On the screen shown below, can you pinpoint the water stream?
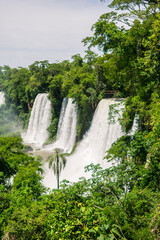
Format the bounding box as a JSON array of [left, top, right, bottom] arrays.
[[0, 92, 5, 106], [44, 98, 77, 153], [22, 93, 51, 149]]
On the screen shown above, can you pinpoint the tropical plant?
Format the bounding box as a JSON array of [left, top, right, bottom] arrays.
[[46, 148, 67, 189]]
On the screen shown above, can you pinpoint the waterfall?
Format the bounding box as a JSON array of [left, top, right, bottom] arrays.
[[22, 93, 51, 148], [60, 98, 124, 183], [0, 92, 5, 106], [56, 98, 68, 138], [45, 98, 77, 153], [129, 114, 139, 135]]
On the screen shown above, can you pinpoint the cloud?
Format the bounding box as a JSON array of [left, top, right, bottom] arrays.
[[0, 0, 109, 67]]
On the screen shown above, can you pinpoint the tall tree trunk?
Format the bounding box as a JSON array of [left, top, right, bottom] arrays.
[[57, 155, 60, 189]]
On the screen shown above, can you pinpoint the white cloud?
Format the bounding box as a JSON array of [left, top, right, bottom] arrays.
[[0, 0, 109, 67]]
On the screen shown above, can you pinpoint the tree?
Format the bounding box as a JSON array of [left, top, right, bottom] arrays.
[[46, 148, 67, 189], [100, 0, 159, 24], [0, 136, 45, 239]]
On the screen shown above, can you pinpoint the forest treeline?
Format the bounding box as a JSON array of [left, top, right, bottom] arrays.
[[0, 0, 160, 239]]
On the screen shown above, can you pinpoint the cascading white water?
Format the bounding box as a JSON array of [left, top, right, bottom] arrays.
[[55, 98, 77, 153], [56, 98, 68, 138], [59, 98, 124, 183], [45, 98, 77, 153], [42, 98, 77, 188], [22, 93, 51, 148], [0, 92, 5, 106], [129, 114, 139, 135]]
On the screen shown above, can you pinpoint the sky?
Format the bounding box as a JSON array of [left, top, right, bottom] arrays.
[[0, 0, 110, 68]]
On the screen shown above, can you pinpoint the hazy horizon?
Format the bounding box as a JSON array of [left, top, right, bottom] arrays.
[[0, 0, 110, 68]]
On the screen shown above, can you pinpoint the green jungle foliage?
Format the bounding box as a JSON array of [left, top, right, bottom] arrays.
[[0, 0, 160, 239], [0, 140, 159, 239]]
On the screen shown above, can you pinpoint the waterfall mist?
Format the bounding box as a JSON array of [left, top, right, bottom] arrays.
[[0, 92, 19, 135]]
